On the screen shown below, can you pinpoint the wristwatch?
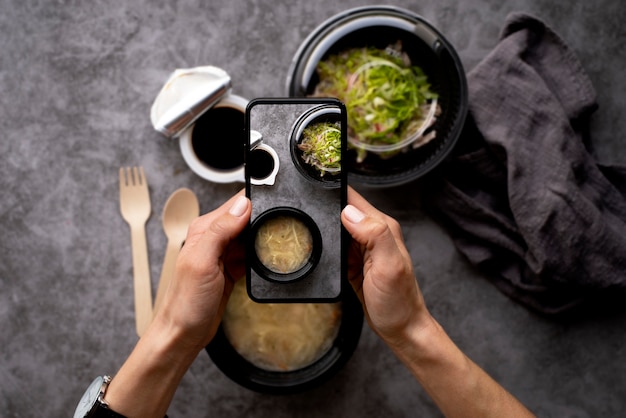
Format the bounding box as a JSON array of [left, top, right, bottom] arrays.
[[74, 375, 126, 418]]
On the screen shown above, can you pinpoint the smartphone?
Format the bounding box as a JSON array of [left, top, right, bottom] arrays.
[[245, 98, 347, 302]]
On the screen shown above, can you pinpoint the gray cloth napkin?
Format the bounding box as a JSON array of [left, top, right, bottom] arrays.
[[426, 13, 626, 315]]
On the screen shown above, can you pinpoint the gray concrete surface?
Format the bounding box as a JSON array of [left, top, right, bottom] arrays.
[[1, 0, 625, 416]]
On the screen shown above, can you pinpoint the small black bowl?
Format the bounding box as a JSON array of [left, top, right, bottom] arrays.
[[249, 207, 323, 283], [286, 6, 468, 187], [290, 105, 343, 189], [206, 286, 364, 394]]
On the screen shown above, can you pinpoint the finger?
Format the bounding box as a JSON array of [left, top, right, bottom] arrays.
[[342, 201, 414, 288], [346, 187, 381, 218], [346, 188, 398, 234], [183, 192, 251, 263], [204, 189, 246, 218], [344, 189, 402, 254], [204, 195, 251, 261], [346, 187, 408, 257], [342, 205, 400, 256], [185, 190, 247, 238]]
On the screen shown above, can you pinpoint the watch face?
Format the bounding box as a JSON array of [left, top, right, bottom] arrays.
[[74, 376, 104, 418]]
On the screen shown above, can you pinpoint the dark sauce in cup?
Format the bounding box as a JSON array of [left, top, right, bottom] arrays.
[[192, 107, 244, 171], [248, 148, 275, 180]]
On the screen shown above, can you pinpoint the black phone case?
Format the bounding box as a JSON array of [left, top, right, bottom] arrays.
[[245, 98, 348, 302]]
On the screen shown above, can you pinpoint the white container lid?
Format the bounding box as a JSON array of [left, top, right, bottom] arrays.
[[150, 65, 232, 139]]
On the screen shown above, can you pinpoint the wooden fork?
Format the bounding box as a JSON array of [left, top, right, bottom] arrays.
[[119, 166, 153, 337]]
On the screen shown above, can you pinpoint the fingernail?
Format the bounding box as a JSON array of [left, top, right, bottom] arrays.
[[344, 205, 365, 223], [229, 196, 248, 217]]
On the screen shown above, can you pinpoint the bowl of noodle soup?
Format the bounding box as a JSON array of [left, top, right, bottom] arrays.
[[249, 207, 323, 283], [206, 279, 363, 393]]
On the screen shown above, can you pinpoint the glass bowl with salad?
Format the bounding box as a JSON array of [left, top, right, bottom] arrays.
[[286, 6, 468, 187], [313, 42, 440, 162]]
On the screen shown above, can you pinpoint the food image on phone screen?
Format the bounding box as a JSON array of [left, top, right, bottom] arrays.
[[245, 98, 347, 302]]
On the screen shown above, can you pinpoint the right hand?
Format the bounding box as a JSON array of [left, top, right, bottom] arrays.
[[341, 187, 432, 348]]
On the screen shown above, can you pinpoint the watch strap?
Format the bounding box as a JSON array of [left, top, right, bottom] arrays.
[[91, 376, 126, 418], [91, 402, 127, 418], [80, 375, 165, 418]]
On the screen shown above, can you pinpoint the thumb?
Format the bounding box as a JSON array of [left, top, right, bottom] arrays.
[[342, 204, 401, 257], [204, 195, 250, 261], [183, 194, 251, 263]]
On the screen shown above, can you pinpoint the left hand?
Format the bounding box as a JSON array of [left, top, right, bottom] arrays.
[[153, 190, 251, 350]]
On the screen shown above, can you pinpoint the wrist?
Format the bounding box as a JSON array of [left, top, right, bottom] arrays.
[[147, 312, 205, 363], [384, 312, 476, 395], [104, 317, 201, 417], [384, 312, 445, 364]]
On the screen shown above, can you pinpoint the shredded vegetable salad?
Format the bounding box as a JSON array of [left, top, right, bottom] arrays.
[[298, 121, 342, 176], [312, 43, 439, 160]]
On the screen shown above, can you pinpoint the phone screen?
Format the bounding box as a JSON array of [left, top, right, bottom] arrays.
[[245, 98, 347, 302]]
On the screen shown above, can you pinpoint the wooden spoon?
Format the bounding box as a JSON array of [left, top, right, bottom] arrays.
[[153, 188, 200, 316]]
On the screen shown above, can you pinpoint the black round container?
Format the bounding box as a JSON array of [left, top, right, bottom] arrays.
[[206, 286, 363, 394], [290, 105, 343, 188], [249, 207, 323, 283], [286, 6, 468, 187]]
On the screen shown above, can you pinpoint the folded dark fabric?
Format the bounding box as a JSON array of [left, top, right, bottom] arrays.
[[426, 13, 626, 315]]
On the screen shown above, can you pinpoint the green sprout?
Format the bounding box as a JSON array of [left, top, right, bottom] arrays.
[[298, 121, 341, 176], [313, 44, 438, 160]]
